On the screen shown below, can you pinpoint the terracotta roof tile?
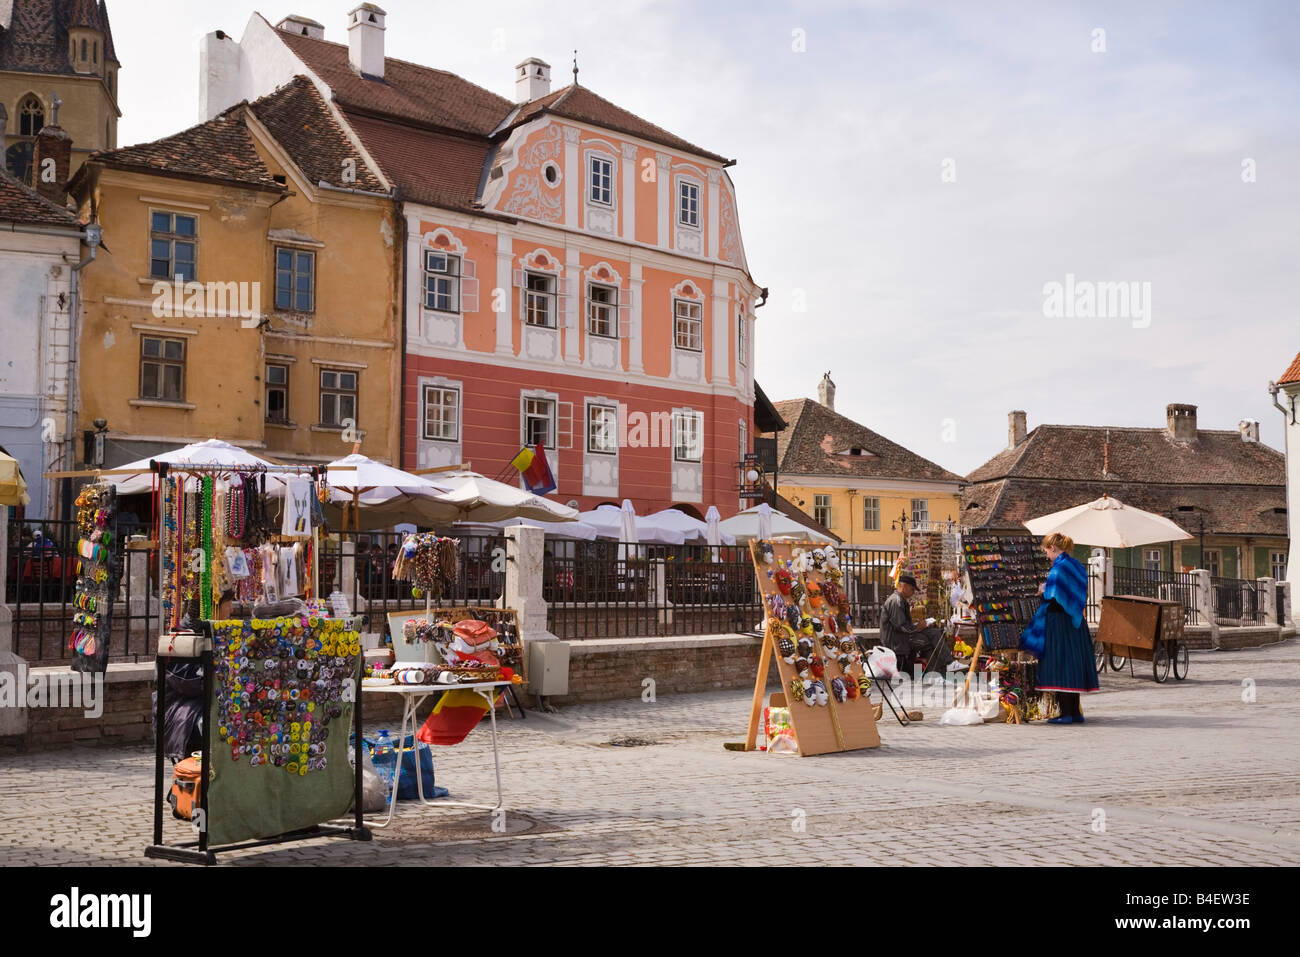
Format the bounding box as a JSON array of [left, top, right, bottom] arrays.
[[1, 0, 73, 73], [0, 166, 79, 226], [961, 478, 1287, 538], [275, 28, 513, 137], [1278, 352, 1300, 385], [250, 78, 385, 193], [510, 85, 729, 163], [772, 398, 964, 484], [84, 112, 283, 191], [340, 110, 489, 211], [966, 424, 1283, 486]]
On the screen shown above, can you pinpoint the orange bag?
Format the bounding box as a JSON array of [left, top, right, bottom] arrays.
[[168, 754, 204, 821], [452, 620, 497, 647]]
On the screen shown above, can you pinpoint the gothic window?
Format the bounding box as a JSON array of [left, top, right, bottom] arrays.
[[19, 96, 44, 137]]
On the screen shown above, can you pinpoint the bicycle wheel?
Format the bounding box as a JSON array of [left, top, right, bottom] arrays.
[[1153, 642, 1170, 683], [1172, 641, 1190, 681], [1107, 650, 1128, 673], [1094, 639, 1106, 673]]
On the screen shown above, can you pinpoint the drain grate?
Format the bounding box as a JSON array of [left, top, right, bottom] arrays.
[[606, 736, 659, 748]]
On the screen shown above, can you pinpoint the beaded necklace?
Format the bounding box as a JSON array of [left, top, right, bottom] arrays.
[[200, 476, 215, 619]]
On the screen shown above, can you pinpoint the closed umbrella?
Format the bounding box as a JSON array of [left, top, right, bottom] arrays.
[[1023, 494, 1192, 549], [757, 503, 773, 542], [705, 505, 723, 561], [620, 499, 640, 561]]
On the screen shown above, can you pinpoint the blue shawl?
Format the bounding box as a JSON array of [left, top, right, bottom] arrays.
[[1018, 552, 1088, 656]]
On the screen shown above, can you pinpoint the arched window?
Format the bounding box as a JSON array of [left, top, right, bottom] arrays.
[[81, 38, 87, 60], [93, 41, 98, 64], [19, 95, 44, 136]]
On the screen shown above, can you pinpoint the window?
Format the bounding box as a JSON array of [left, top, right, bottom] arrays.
[[814, 494, 832, 529], [911, 499, 929, 526], [673, 411, 703, 462], [275, 248, 315, 312], [81, 38, 87, 61], [150, 211, 197, 281], [737, 310, 748, 366], [1271, 551, 1287, 580], [265, 363, 289, 423], [588, 405, 618, 454], [1203, 549, 1221, 577], [424, 251, 461, 313], [93, 41, 98, 64], [1144, 549, 1162, 571], [678, 181, 700, 227], [139, 336, 185, 401], [423, 385, 459, 441], [587, 283, 618, 338], [18, 95, 44, 136], [589, 155, 613, 206], [523, 397, 556, 448], [319, 369, 357, 427], [674, 299, 702, 351], [525, 272, 556, 328], [863, 496, 880, 532]]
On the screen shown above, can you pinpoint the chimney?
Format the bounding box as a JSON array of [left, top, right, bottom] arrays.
[[1239, 418, 1260, 443], [817, 372, 836, 412], [33, 121, 73, 205], [1166, 403, 1198, 442], [515, 57, 552, 103], [347, 4, 386, 80], [276, 15, 325, 40], [1008, 410, 1027, 449]]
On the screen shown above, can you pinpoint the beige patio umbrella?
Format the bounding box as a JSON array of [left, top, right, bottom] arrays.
[[0, 450, 30, 508], [1023, 494, 1192, 548]]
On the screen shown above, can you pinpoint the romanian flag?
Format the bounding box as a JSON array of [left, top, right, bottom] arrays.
[[512, 443, 556, 495], [416, 690, 489, 746]]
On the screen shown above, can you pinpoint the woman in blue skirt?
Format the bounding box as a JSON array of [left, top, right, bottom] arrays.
[[1019, 533, 1099, 724]]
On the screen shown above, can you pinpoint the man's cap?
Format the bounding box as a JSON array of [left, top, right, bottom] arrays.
[[897, 574, 920, 589]]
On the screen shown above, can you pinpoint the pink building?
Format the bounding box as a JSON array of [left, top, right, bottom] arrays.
[[200, 6, 764, 516]]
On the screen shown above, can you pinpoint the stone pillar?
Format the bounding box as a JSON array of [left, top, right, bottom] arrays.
[[1192, 568, 1219, 648], [504, 524, 554, 643], [0, 506, 29, 735], [1279, 581, 1292, 627], [1257, 578, 1276, 622]]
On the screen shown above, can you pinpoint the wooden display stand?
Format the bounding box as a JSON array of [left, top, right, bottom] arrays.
[[744, 542, 881, 756], [1096, 595, 1182, 661]]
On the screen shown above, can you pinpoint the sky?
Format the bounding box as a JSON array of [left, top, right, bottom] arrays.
[[111, 0, 1300, 476]]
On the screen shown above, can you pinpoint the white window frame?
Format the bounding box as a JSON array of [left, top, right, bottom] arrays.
[[1271, 551, 1287, 579], [265, 362, 290, 424], [424, 250, 462, 314], [737, 307, 749, 367], [814, 494, 833, 529], [587, 403, 618, 455], [422, 384, 461, 442], [319, 368, 358, 428], [524, 271, 557, 328], [1144, 548, 1162, 571], [678, 179, 701, 228], [1203, 549, 1221, 577], [863, 496, 880, 532], [149, 209, 198, 282], [140, 335, 186, 402], [587, 282, 619, 338], [673, 298, 703, 352], [672, 410, 704, 463], [275, 247, 315, 313], [588, 154, 614, 207], [522, 396, 558, 449], [911, 499, 929, 526]]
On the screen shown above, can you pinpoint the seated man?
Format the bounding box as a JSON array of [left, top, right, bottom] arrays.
[[878, 574, 952, 677]]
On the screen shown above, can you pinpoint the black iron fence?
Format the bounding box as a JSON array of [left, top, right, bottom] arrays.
[[543, 541, 895, 640], [1210, 575, 1266, 625], [1113, 567, 1202, 625]]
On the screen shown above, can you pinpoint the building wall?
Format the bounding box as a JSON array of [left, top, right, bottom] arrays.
[[75, 136, 399, 468], [1283, 382, 1300, 599], [775, 481, 963, 549], [0, 226, 81, 517]]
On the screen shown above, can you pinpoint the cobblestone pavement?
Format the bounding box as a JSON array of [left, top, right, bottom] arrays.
[[2, 641, 1297, 866]]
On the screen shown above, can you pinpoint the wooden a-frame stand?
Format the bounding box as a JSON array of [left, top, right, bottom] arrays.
[[744, 541, 881, 756]]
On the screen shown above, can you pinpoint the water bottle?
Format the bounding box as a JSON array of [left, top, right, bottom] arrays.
[[373, 729, 396, 791], [374, 729, 393, 755]]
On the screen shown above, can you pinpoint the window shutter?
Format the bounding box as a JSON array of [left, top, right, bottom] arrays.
[[557, 401, 574, 451], [557, 278, 570, 328], [513, 268, 525, 288], [617, 299, 631, 339], [461, 257, 478, 314]]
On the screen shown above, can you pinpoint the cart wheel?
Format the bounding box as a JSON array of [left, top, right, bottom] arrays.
[[1094, 639, 1106, 673], [1107, 651, 1128, 673], [1152, 642, 1171, 683], [1172, 641, 1189, 681]]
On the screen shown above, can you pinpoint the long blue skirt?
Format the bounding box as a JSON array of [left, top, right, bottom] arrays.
[[1036, 606, 1099, 693]]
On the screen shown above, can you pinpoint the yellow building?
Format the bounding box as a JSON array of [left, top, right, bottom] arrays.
[[773, 376, 964, 552], [67, 77, 402, 470], [1, 0, 121, 182]]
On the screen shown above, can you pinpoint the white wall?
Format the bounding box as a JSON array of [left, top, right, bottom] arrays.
[[200, 14, 315, 121], [1282, 383, 1300, 614]]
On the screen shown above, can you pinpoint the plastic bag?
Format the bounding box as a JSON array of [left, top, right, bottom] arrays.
[[364, 734, 449, 801], [939, 707, 984, 726], [348, 742, 389, 812], [866, 645, 898, 680]]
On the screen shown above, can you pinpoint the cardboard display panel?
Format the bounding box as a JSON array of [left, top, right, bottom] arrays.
[[746, 541, 880, 756], [387, 606, 526, 681]]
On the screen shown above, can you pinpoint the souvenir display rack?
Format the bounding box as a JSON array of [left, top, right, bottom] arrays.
[[903, 528, 963, 623], [70, 481, 122, 674], [744, 541, 880, 756], [962, 532, 1050, 650]]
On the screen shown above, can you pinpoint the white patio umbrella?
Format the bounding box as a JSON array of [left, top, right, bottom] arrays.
[[1023, 494, 1192, 549], [719, 503, 831, 543], [577, 504, 687, 545], [321, 454, 456, 529], [644, 507, 737, 546], [430, 470, 579, 524], [107, 438, 278, 494], [452, 517, 600, 541]]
